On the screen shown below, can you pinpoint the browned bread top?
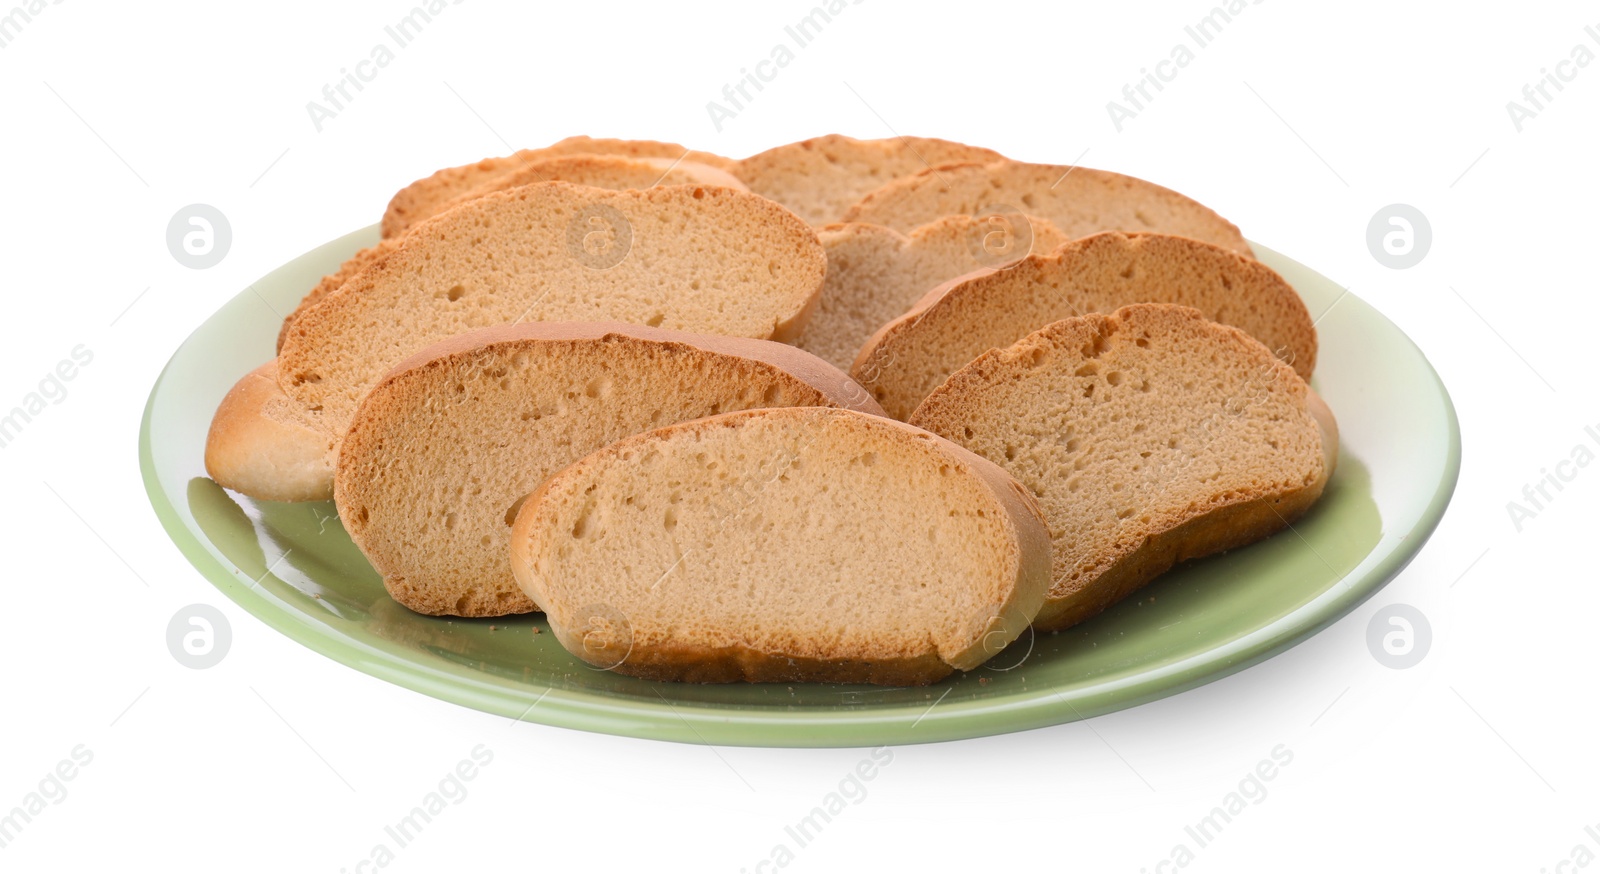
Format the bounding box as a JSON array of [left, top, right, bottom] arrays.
[[909, 304, 1337, 631], [733, 134, 1004, 225], [797, 214, 1072, 372], [853, 231, 1315, 420], [279, 181, 829, 440], [381, 136, 736, 237], [842, 159, 1251, 255], [280, 155, 748, 352]]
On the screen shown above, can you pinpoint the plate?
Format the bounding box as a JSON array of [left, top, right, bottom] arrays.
[[140, 226, 1460, 747]]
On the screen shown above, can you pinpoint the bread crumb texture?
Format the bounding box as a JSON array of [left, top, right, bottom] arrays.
[[842, 159, 1250, 254], [911, 304, 1332, 631], [336, 324, 880, 618], [280, 182, 826, 435], [855, 231, 1314, 420], [510, 407, 1050, 684]]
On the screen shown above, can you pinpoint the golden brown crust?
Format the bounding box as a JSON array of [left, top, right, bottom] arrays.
[[204, 361, 336, 502]]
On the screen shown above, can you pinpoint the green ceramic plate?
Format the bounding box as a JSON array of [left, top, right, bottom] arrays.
[[140, 226, 1459, 747]]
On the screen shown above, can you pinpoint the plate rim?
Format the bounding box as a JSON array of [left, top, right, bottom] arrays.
[[139, 229, 1462, 748]]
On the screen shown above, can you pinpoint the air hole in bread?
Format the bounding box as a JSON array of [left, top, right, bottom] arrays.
[[504, 494, 529, 526], [572, 506, 596, 539]]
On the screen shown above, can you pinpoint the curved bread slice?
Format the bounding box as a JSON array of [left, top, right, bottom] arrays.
[[382, 136, 735, 237], [437, 154, 746, 217], [854, 232, 1315, 419], [909, 304, 1338, 632], [798, 215, 1071, 371], [337, 323, 883, 617], [509, 407, 1051, 684], [279, 181, 827, 441], [277, 156, 745, 352], [205, 360, 336, 502], [733, 134, 1003, 225], [842, 160, 1250, 254]]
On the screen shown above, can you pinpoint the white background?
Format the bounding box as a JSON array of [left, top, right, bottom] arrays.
[[0, 1, 1594, 870]]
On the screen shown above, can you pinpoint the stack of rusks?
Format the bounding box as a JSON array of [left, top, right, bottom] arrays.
[[206, 134, 1338, 686]]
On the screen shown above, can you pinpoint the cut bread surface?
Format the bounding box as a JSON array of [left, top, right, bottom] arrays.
[[733, 134, 1004, 225], [509, 407, 1051, 684], [797, 215, 1071, 372], [909, 304, 1337, 632], [842, 160, 1251, 255], [279, 181, 828, 454], [382, 136, 735, 237], [336, 323, 883, 618], [280, 156, 746, 351], [854, 232, 1315, 419]]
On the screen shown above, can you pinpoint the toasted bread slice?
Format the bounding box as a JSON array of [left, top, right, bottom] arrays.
[[281, 181, 826, 431], [798, 215, 1071, 371], [509, 407, 1051, 684], [214, 182, 824, 502], [437, 154, 744, 215], [382, 136, 735, 237], [337, 322, 883, 617], [909, 304, 1337, 632], [842, 160, 1251, 254], [278, 155, 746, 352], [733, 134, 1004, 225], [854, 232, 1315, 419]]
